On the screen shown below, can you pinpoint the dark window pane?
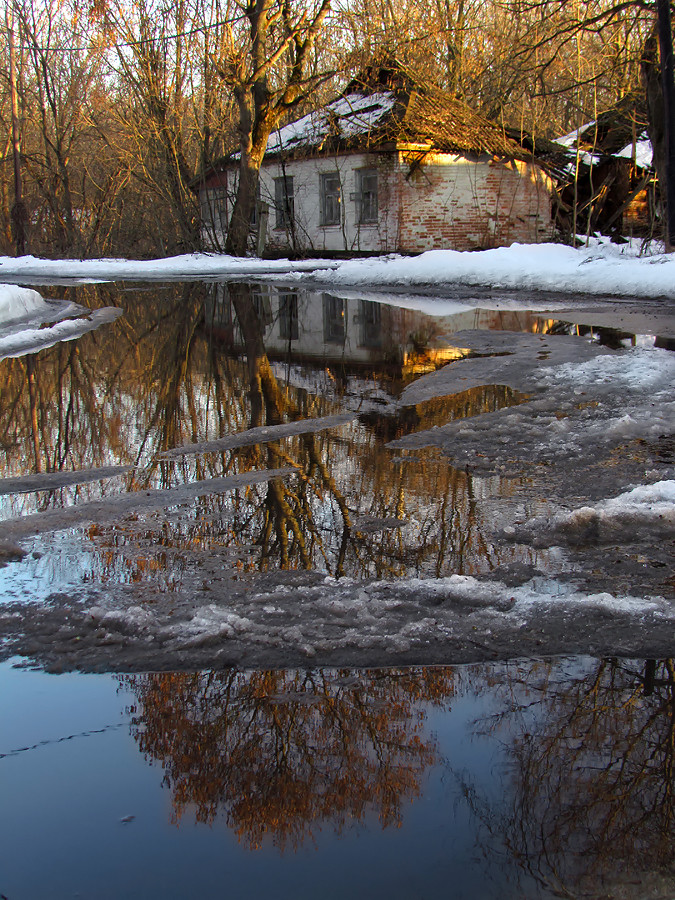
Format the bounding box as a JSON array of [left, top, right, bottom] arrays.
[[357, 169, 378, 224], [359, 299, 381, 347], [323, 294, 345, 343], [274, 176, 294, 229], [320, 173, 341, 226], [279, 293, 298, 341]]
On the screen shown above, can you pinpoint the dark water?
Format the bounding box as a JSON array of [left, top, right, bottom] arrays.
[[2, 656, 675, 899]]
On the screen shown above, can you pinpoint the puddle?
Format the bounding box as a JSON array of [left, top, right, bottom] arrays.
[[2, 656, 675, 899], [0, 281, 673, 894], [0, 281, 672, 670]]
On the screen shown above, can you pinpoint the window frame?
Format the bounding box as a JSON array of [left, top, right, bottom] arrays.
[[356, 168, 378, 225], [274, 176, 295, 229], [320, 172, 341, 227]]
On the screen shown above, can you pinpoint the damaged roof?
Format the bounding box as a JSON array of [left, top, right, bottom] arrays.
[[555, 93, 653, 171], [265, 74, 531, 161]]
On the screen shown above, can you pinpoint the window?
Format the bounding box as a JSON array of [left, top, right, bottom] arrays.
[[359, 300, 381, 348], [357, 168, 378, 224], [201, 188, 228, 234], [323, 294, 345, 344], [252, 287, 273, 332], [320, 173, 341, 226], [279, 293, 298, 341], [274, 176, 294, 229]]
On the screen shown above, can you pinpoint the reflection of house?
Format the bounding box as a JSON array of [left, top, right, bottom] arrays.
[[205, 284, 556, 374], [196, 64, 555, 255], [207, 285, 405, 365]]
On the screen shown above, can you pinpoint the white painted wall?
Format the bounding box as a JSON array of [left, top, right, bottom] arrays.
[[200, 149, 553, 254], [258, 152, 399, 254]]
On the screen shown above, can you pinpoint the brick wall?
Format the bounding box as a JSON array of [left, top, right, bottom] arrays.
[[394, 151, 555, 252]]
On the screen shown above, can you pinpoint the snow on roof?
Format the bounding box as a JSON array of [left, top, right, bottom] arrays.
[[263, 82, 529, 160], [265, 92, 397, 156], [616, 137, 653, 168], [556, 121, 653, 169], [557, 122, 597, 148]]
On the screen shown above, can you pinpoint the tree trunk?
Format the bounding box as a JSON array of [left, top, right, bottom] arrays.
[[225, 157, 261, 257], [642, 13, 675, 250], [657, 0, 675, 250]]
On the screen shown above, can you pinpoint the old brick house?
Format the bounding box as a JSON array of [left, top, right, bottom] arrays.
[[197, 65, 555, 255]]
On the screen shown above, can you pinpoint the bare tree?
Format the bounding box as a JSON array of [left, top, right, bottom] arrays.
[[211, 0, 334, 255]]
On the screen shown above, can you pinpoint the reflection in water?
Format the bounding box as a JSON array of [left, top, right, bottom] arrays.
[[206, 282, 558, 375], [464, 657, 675, 897], [123, 659, 675, 894], [0, 281, 546, 590], [125, 667, 453, 850]]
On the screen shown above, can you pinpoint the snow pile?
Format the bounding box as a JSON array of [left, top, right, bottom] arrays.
[[509, 481, 675, 547], [1, 236, 674, 299], [0, 284, 53, 324], [317, 240, 675, 299]]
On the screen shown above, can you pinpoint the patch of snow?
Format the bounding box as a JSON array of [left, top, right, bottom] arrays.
[[0, 254, 339, 284], [0, 284, 53, 324], [390, 337, 675, 475], [616, 138, 653, 169], [72, 570, 675, 667], [535, 346, 675, 391], [510, 480, 675, 547], [0, 307, 123, 360], [557, 122, 597, 148], [157, 413, 354, 460]]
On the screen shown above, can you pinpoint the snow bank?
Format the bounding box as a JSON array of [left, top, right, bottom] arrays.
[[1, 236, 674, 299], [0, 253, 339, 283], [317, 239, 675, 299], [0, 284, 52, 324]]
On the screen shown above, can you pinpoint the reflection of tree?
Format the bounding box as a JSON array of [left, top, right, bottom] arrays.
[[124, 667, 456, 850], [0, 280, 539, 585], [463, 658, 675, 897]]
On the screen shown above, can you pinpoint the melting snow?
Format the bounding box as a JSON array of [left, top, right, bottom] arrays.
[[2, 236, 675, 300], [511, 481, 675, 547], [0, 307, 123, 360], [0, 285, 55, 324]]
